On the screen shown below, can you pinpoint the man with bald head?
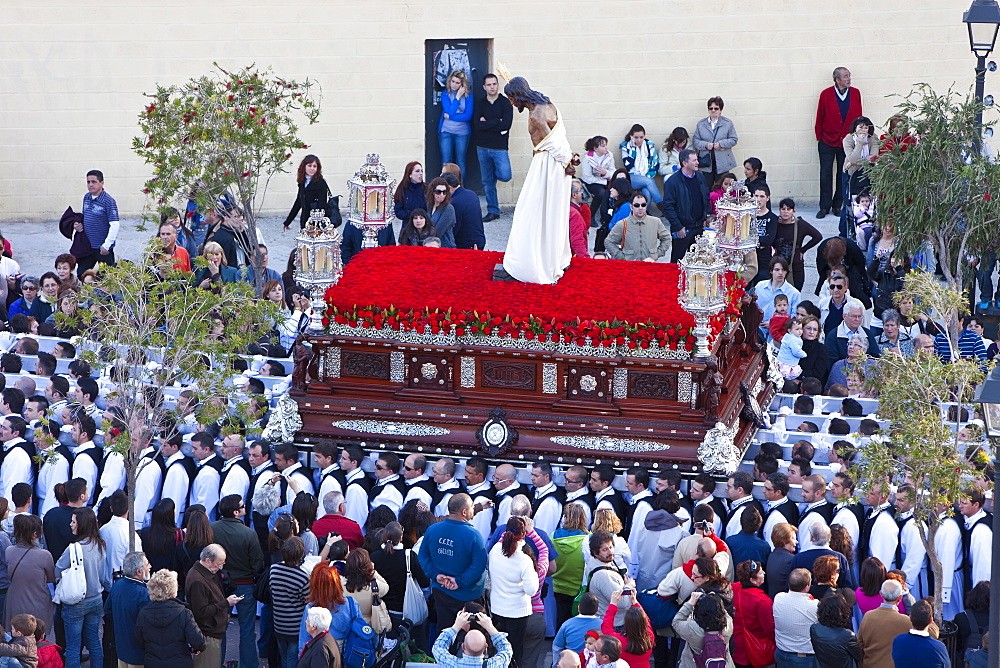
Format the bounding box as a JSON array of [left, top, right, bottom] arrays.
[[913, 333, 936, 356], [491, 463, 528, 530], [431, 609, 512, 668], [418, 493, 488, 629]]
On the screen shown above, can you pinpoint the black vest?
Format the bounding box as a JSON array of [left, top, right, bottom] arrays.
[[623, 494, 654, 539], [800, 501, 835, 525], [404, 477, 437, 503], [346, 472, 376, 496], [368, 476, 407, 505], [0, 439, 38, 478], [166, 455, 197, 505], [74, 445, 105, 502], [596, 489, 629, 534], [431, 480, 466, 514], [761, 498, 800, 541], [530, 485, 567, 517], [278, 465, 314, 503], [894, 513, 912, 570], [858, 504, 896, 564], [960, 512, 993, 592], [722, 497, 759, 539], [220, 457, 252, 492]]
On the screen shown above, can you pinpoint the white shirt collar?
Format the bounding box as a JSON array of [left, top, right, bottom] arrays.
[[595, 486, 615, 501], [466, 480, 490, 495], [321, 463, 338, 475], [437, 478, 460, 492], [804, 500, 828, 512], [566, 487, 589, 501], [197, 453, 218, 468], [222, 455, 246, 471], [630, 489, 652, 505], [345, 467, 365, 482], [730, 495, 753, 509], [908, 628, 931, 637], [376, 473, 401, 487], [406, 475, 430, 486], [534, 481, 555, 498], [965, 509, 987, 528], [252, 461, 274, 476], [283, 461, 303, 477], [3, 437, 27, 451], [165, 451, 186, 466], [72, 440, 96, 454], [767, 497, 790, 511]]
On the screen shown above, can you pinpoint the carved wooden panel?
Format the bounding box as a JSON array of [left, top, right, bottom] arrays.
[[566, 366, 611, 402], [628, 371, 678, 401], [480, 360, 536, 391], [408, 354, 453, 390], [341, 350, 390, 380]]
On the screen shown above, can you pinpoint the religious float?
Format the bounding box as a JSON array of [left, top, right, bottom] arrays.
[[287, 155, 776, 475]]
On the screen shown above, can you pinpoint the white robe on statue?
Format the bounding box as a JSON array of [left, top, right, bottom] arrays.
[[502, 108, 573, 284]]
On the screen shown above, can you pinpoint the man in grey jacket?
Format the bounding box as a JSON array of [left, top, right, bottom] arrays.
[[604, 193, 671, 262]]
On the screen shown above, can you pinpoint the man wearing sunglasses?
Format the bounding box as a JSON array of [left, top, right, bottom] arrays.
[[604, 193, 671, 262], [819, 273, 851, 335]]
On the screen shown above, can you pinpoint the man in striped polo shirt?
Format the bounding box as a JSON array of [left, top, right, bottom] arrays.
[[79, 169, 120, 275]]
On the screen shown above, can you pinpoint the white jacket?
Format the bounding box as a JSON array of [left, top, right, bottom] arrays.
[[487, 540, 537, 618]]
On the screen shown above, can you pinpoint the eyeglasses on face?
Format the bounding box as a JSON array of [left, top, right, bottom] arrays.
[[434, 189, 447, 194], [708, 106, 721, 111], [633, 203, 648, 208], [403, 465, 416, 472], [830, 284, 845, 290], [375, 464, 388, 471]]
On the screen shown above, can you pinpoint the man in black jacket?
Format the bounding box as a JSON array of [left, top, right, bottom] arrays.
[[474, 74, 513, 223], [662, 149, 709, 262], [442, 173, 486, 250]]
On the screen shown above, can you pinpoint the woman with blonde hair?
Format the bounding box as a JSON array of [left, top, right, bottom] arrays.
[[194, 241, 239, 288], [438, 70, 473, 177], [765, 523, 798, 597]]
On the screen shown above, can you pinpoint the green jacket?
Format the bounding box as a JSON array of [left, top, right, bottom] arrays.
[[552, 533, 587, 596], [210, 517, 264, 580]]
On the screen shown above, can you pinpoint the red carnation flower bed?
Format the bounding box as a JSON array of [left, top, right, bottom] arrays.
[[324, 247, 741, 350]]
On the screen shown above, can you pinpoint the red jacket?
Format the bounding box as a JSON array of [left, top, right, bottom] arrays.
[[313, 514, 364, 550], [601, 604, 653, 668], [731, 582, 776, 667], [815, 86, 863, 147]]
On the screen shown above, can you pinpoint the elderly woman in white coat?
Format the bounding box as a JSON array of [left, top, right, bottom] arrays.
[[693, 96, 739, 189]]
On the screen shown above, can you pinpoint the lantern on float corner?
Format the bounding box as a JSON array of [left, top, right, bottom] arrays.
[[678, 234, 728, 360], [714, 181, 759, 268], [346, 153, 396, 249], [294, 209, 343, 333]]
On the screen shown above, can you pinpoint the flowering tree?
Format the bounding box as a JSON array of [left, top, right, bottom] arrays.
[[132, 63, 321, 287], [47, 243, 279, 547], [866, 85, 999, 296], [856, 275, 988, 623]]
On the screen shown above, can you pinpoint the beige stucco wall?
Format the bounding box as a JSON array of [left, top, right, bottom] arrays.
[[1, 0, 996, 222]]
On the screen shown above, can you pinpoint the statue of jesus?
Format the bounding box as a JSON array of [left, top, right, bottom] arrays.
[[500, 76, 576, 285]]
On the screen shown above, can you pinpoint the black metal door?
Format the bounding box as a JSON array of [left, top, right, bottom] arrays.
[[425, 38, 491, 195]]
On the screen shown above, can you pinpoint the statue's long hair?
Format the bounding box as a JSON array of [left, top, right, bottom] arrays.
[[503, 77, 550, 106]]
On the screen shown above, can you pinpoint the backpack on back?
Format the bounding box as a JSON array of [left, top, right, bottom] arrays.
[[570, 565, 617, 616], [694, 631, 727, 668], [342, 597, 380, 668]]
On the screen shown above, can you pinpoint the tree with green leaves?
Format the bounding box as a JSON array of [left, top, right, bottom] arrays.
[[44, 243, 279, 548], [132, 63, 320, 288], [865, 84, 999, 296], [855, 273, 988, 623]]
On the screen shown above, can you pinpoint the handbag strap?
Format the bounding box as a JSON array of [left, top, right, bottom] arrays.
[[405, 549, 411, 575], [8, 547, 31, 581]]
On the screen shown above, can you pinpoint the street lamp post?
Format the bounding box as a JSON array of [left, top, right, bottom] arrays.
[[963, 0, 1000, 133], [972, 364, 1000, 666]]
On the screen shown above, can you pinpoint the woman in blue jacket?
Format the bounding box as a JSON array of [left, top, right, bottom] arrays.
[[438, 70, 473, 178]]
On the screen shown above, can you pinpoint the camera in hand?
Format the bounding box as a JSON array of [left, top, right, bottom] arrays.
[[693, 520, 712, 532], [469, 613, 479, 622]]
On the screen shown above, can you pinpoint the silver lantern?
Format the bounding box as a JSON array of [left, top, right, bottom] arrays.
[[346, 153, 396, 249], [678, 234, 728, 360], [294, 209, 343, 333]]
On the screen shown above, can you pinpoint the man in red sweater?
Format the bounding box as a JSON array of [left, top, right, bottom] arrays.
[[814, 67, 863, 219]]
